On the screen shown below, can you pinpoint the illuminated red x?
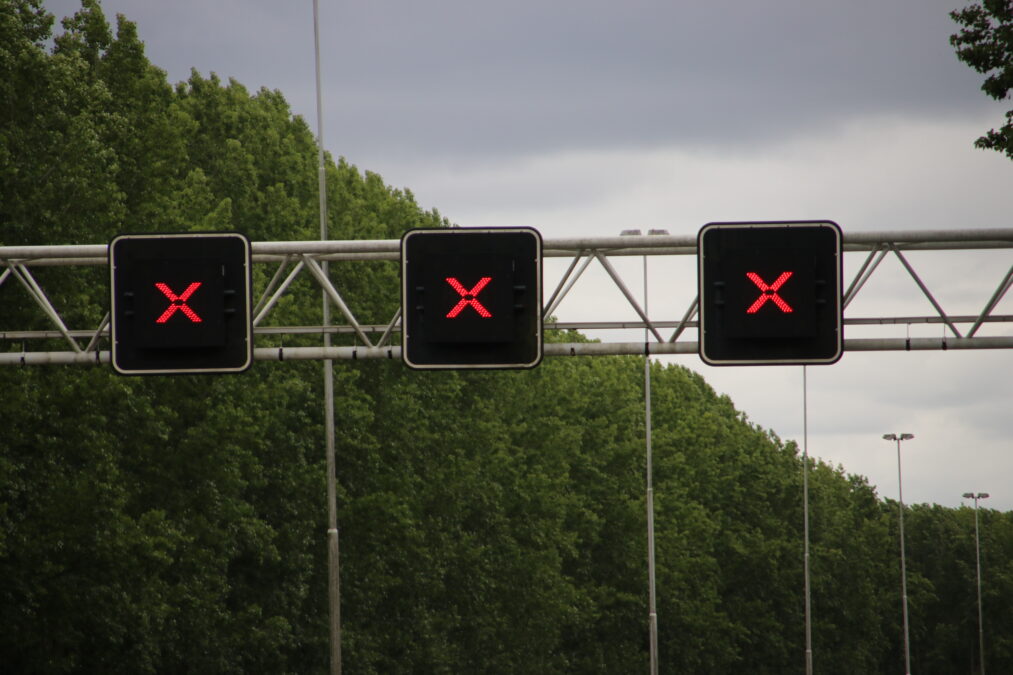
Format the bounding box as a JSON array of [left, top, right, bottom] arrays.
[[445, 277, 493, 318], [154, 282, 203, 323], [746, 271, 794, 314]]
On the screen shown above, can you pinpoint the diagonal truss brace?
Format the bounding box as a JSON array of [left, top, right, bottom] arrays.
[[4, 262, 83, 353], [592, 252, 665, 344], [968, 264, 1013, 338], [301, 256, 375, 348], [541, 247, 698, 348], [889, 245, 963, 338]]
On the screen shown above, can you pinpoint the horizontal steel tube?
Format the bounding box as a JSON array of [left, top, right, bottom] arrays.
[[3, 228, 1012, 266], [4, 336, 1013, 367], [9, 314, 1013, 342]]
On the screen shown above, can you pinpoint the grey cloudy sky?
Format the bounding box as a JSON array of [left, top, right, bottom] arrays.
[[45, 0, 1013, 511], [48, 0, 994, 158]]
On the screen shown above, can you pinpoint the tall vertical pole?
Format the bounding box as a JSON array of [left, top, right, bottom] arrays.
[[313, 2, 341, 673], [644, 253, 658, 675], [972, 493, 987, 675], [802, 367, 813, 675], [895, 437, 912, 675], [883, 433, 914, 674]]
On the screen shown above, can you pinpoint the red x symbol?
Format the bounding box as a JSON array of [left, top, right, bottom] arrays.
[[745, 271, 794, 314], [445, 277, 493, 318], [154, 281, 203, 323]]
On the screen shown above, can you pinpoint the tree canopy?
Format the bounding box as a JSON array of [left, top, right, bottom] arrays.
[[951, 0, 1013, 159], [3, 1, 1013, 672]]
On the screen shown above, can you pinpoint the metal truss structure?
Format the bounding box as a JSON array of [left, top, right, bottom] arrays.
[[2, 227, 1012, 367]]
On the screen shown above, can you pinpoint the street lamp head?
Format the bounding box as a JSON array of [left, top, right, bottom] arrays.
[[963, 492, 975, 499], [620, 229, 642, 236], [883, 433, 897, 441], [979, 493, 990, 499], [900, 433, 914, 440]]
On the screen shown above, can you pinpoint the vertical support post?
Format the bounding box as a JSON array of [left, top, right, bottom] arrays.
[[964, 492, 988, 675], [313, 1, 341, 673], [803, 366, 813, 675], [896, 438, 912, 675], [644, 253, 658, 675], [884, 432, 913, 675], [974, 498, 985, 675]]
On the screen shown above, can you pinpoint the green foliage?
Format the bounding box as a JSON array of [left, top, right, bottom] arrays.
[[4, 2, 1013, 673], [950, 0, 1013, 159]]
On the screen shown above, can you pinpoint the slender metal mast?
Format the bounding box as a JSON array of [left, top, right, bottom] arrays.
[[884, 433, 914, 675], [963, 491, 989, 675], [313, 1, 341, 672], [645, 253, 658, 675], [803, 366, 813, 675]]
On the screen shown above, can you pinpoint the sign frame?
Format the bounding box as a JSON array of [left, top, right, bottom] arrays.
[[401, 227, 543, 370], [698, 220, 843, 366], [109, 232, 253, 375]]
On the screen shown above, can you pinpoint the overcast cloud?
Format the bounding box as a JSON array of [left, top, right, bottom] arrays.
[[43, 0, 1013, 510], [48, 0, 995, 159]]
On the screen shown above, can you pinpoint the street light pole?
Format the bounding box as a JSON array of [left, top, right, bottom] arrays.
[[883, 433, 914, 675], [621, 228, 667, 675], [962, 491, 990, 675], [802, 366, 813, 675], [313, 2, 341, 672]]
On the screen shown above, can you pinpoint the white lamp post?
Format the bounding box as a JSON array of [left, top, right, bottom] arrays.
[[883, 433, 914, 675], [621, 228, 667, 675], [962, 491, 990, 675]]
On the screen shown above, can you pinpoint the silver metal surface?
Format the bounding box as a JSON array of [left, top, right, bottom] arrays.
[[5, 335, 1013, 367], [312, 1, 341, 670]]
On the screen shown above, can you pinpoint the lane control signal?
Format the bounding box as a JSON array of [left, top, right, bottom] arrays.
[[698, 221, 842, 366], [401, 227, 542, 369], [110, 232, 252, 374]]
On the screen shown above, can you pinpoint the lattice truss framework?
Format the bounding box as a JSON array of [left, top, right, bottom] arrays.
[[2, 228, 1012, 366]]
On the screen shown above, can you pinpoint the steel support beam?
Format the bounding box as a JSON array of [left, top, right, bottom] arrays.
[[3, 228, 1012, 367], [4, 335, 1013, 367]]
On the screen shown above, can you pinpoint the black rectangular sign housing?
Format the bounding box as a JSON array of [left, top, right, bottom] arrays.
[[401, 227, 542, 369], [110, 232, 252, 374], [698, 221, 842, 366]]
